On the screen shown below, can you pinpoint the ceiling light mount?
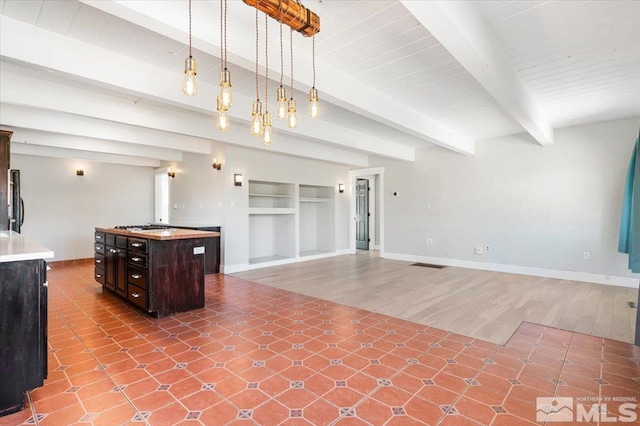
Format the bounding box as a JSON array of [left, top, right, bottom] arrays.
[[242, 0, 320, 37]]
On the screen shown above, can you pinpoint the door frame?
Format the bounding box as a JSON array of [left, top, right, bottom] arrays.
[[348, 167, 385, 256], [154, 167, 171, 224]]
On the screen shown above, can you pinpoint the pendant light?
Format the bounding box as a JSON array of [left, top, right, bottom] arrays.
[[219, 0, 232, 109], [250, 8, 264, 137], [216, 98, 230, 132], [308, 34, 319, 118], [182, 0, 197, 96], [262, 13, 273, 146], [287, 28, 298, 129], [276, 7, 287, 121]]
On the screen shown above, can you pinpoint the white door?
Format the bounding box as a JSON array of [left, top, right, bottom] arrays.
[[154, 172, 170, 223]]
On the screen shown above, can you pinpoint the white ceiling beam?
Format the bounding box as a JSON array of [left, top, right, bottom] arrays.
[[0, 68, 380, 165], [0, 103, 212, 155], [11, 143, 161, 168], [0, 15, 414, 162], [79, 0, 475, 155], [4, 127, 182, 162], [401, 0, 554, 146]]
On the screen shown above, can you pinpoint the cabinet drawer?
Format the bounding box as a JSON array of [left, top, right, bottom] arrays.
[[127, 284, 148, 310], [94, 254, 105, 267], [94, 232, 105, 243], [94, 267, 105, 284], [128, 268, 147, 289], [128, 253, 147, 268], [106, 234, 116, 246], [129, 238, 148, 253], [116, 236, 128, 249], [94, 243, 105, 254]]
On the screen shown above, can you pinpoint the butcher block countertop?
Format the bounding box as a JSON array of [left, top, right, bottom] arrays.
[[95, 227, 220, 241]]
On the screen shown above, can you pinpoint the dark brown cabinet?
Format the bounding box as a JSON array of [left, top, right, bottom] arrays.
[[0, 130, 12, 230], [95, 229, 206, 317], [0, 259, 47, 416]]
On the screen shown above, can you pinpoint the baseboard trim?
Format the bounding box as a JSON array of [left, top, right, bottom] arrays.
[[383, 252, 639, 289], [47, 258, 93, 267], [223, 250, 349, 274]]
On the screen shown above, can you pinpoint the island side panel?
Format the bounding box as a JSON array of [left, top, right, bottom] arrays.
[[149, 238, 205, 317]]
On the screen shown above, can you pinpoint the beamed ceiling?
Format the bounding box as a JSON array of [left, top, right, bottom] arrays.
[[1, 0, 639, 167]]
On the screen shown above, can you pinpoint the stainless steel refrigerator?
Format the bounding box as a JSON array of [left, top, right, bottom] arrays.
[[8, 169, 23, 233]]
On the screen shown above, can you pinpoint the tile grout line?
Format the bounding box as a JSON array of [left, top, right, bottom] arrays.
[[542, 328, 575, 426], [49, 270, 153, 426]]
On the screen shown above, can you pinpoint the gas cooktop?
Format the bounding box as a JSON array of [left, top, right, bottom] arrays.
[[113, 225, 172, 231]]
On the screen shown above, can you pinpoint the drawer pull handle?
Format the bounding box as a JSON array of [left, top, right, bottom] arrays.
[[96, 274, 102, 278], [132, 274, 142, 279], [95, 246, 101, 250], [110, 249, 117, 253], [132, 243, 142, 247], [96, 259, 101, 263], [43, 281, 48, 288], [96, 235, 102, 239], [132, 257, 142, 262], [132, 293, 140, 298]]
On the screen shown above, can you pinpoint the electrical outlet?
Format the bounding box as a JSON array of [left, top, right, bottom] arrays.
[[485, 245, 491, 253], [475, 246, 484, 255], [426, 238, 433, 246], [583, 251, 591, 260]]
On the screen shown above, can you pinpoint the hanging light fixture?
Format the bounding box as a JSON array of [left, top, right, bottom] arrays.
[[276, 6, 287, 121], [216, 0, 230, 131], [287, 28, 298, 129], [308, 34, 319, 118], [250, 8, 264, 137], [262, 13, 273, 146], [216, 98, 230, 132], [219, 0, 232, 109], [182, 0, 197, 96]]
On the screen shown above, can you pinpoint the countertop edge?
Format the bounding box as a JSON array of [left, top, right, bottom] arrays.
[[96, 227, 220, 241]]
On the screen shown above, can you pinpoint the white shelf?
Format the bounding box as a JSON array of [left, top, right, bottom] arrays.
[[300, 197, 331, 203], [249, 254, 294, 265], [300, 249, 333, 257], [249, 193, 293, 198], [249, 208, 296, 215]]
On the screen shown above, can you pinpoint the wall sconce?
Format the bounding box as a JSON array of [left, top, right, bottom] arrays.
[[76, 168, 84, 176], [168, 170, 176, 178], [338, 183, 345, 193], [212, 159, 222, 170], [234, 174, 243, 186]]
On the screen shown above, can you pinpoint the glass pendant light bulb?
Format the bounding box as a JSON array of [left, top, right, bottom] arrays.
[[250, 100, 264, 137], [219, 68, 232, 108], [287, 98, 298, 129], [216, 98, 230, 132], [182, 56, 197, 96], [308, 87, 319, 118], [276, 86, 287, 121], [262, 111, 273, 146]]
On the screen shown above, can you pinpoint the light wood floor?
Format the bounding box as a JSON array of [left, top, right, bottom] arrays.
[[232, 251, 638, 345]]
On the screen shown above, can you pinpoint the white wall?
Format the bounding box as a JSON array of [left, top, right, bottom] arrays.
[[166, 143, 351, 270], [372, 117, 640, 283], [10, 154, 154, 260]]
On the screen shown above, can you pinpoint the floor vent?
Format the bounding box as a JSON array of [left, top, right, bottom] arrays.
[[628, 301, 637, 309], [411, 263, 446, 269]]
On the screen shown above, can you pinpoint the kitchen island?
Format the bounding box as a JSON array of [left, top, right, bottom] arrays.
[[0, 231, 53, 416], [94, 227, 220, 318]]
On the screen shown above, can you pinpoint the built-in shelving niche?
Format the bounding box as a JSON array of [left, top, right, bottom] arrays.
[[248, 180, 296, 265], [247, 181, 337, 266], [299, 184, 335, 257]]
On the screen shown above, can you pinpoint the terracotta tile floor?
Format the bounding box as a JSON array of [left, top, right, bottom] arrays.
[[1, 264, 639, 426]]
